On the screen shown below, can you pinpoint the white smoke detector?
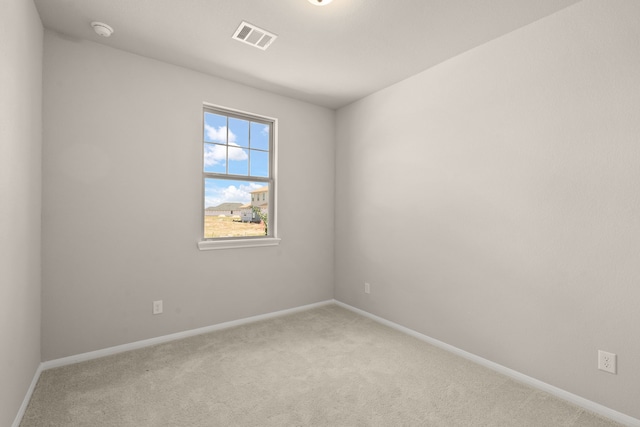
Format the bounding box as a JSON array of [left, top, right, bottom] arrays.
[[308, 0, 333, 5], [91, 22, 114, 37]]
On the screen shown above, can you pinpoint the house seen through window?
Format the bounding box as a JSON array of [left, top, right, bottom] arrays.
[[203, 105, 274, 240]]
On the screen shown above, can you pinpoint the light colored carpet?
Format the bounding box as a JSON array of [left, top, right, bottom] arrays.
[[21, 304, 622, 426]]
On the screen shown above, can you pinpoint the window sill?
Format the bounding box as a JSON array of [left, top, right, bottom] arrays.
[[197, 237, 281, 251]]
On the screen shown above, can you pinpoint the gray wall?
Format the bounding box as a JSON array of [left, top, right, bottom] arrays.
[[335, 0, 640, 419], [0, 0, 43, 425], [42, 31, 335, 360]]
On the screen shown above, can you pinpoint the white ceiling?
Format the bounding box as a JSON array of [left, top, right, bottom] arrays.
[[34, 0, 581, 109]]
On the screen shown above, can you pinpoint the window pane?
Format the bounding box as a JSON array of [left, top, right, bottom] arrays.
[[204, 143, 226, 173], [203, 106, 274, 241], [228, 145, 248, 175], [204, 178, 269, 238], [250, 122, 270, 151], [204, 113, 227, 143], [250, 150, 269, 177], [229, 118, 249, 148]]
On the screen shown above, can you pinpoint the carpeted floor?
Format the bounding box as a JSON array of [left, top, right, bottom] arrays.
[[21, 304, 622, 426]]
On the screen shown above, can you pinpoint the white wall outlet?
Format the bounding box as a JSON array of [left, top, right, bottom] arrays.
[[598, 350, 617, 374], [152, 300, 163, 315], [364, 282, 370, 294]]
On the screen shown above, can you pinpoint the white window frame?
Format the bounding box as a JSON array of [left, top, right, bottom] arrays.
[[198, 103, 280, 251]]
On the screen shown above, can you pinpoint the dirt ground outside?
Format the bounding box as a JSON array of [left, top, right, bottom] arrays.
[[204, 215, 266, 238]]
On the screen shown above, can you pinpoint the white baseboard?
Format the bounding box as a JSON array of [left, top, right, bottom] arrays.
[[12, 363, 44, 427], [16, 299, 638, 427], [334, 300, 639, 427], [42, 299, 335, 370], [14, 299, 334, 426]]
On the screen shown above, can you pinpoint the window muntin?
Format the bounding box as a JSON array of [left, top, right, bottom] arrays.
[[202, 106, 274, 240]]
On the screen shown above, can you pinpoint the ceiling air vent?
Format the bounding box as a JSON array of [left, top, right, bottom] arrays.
[[232, 21, 277, 51]]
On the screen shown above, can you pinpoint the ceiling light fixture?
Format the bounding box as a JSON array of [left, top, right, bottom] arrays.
[[91, 21, 114, 37], [308, 0, 333, 6]]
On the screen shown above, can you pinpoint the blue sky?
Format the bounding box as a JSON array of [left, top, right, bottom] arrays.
[[203, 112, 270, 208]]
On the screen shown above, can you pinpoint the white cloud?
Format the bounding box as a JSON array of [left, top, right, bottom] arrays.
[[228, 145, 248, 161], [205, 124, 236, 144], [204, 144, 225, 166], [222, 183, 257, 202], [205, 182, 264, 207], [204, 141, 248, 167]]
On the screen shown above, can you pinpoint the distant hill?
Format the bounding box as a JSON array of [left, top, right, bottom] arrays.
[[205, 202, 244, 211]]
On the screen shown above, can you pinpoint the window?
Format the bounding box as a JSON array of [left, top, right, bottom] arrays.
[[198, 105, 279, 250]]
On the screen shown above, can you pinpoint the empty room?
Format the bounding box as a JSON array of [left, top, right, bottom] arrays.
[[2, 0, 639, 425]]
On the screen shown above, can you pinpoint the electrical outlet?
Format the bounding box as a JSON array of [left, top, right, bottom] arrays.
[[152, 300, 163, 315], [364, 282, 370, 294], [598, 350, 616, 374]]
